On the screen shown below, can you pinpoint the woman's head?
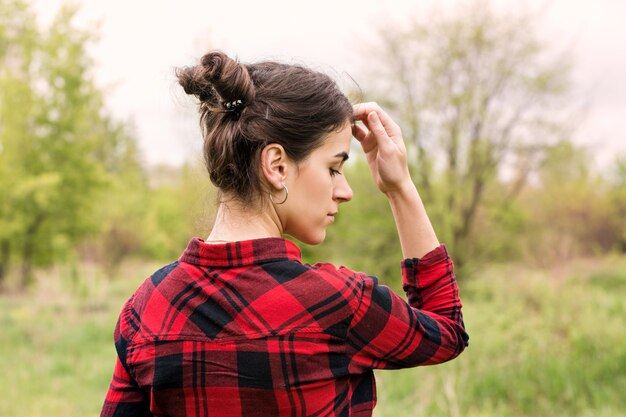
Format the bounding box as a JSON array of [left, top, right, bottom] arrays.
[[176, 51, 353, 206]]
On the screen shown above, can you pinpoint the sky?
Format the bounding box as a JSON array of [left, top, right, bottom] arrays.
[[31, 0, 626, 170]]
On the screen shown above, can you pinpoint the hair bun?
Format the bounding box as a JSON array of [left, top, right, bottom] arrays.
[[176, 51, 255, 111]]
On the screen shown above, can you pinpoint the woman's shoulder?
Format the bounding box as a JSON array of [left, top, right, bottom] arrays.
[[305, 260, 374, 286], [118, 260, 185, 317]]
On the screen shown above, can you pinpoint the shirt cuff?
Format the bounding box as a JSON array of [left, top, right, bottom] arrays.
[[401, 244, 450, 286]]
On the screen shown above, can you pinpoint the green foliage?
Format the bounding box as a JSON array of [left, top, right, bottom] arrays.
[[140, 162, 215, 260], [516, 142, 623, 263], [608, 155, 626, 251], [85, 124, 150, 272], [83, 159, 216, 273], [0, 0, 135, 286]]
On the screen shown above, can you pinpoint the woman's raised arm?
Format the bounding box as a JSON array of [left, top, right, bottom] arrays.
[[353, 102, 439, 259]]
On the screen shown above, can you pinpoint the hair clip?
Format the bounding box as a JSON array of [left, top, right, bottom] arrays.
[[223, 99, 244, 120]]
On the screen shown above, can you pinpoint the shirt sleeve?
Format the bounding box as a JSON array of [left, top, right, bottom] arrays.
[[346, 244, 469, 371], [100, 304, 151, 417]]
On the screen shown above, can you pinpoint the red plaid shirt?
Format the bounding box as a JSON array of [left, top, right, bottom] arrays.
[[101, 237, 468, 417]]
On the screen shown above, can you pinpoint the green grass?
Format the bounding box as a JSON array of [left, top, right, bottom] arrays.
[[1, 256, 625, 417], [0, 260, 161, 417]]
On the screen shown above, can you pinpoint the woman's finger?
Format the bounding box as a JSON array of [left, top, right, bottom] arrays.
[[353, 122, 379, 154], [353, 102, 398, 133], [367, 111, 396, 154], [352, 123, 368, 142]]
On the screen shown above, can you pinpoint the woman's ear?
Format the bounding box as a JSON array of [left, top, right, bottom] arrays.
[[260, 143, 289, 190]]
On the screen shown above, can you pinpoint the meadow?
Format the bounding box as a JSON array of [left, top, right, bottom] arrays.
[[1, 255, 625, 417]]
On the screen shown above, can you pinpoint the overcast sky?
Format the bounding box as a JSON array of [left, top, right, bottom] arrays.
[[32, 0, 626, 170]]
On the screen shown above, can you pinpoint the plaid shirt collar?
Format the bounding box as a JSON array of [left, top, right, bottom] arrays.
[[179, 237, 303, 268]]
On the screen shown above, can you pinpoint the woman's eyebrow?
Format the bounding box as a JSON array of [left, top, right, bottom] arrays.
[[334, 152, 349, 162]]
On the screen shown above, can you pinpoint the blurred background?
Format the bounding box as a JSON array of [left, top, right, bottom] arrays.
[[1, 0, 625, 416]]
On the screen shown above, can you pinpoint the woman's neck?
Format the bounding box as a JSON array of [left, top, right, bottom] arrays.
[[207, 199, 283, 243]]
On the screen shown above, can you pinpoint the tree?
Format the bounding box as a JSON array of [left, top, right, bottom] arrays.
[[0, 0, 139, 288], [362, 1, 576, 263], [0, 0, 41, 286]]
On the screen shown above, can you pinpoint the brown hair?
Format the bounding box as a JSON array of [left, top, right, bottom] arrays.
[[176, 51, 353, 205]]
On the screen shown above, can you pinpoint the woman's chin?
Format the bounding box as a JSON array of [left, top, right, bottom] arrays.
[[288, 230, 326, 246]]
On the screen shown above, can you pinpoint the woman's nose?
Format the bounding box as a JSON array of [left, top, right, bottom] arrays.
[[334, 176, 353, 203]]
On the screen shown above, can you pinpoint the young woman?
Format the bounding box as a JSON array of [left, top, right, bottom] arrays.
[[101, 51, 468, 417]]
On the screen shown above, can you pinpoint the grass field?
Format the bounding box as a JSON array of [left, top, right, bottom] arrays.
[[1, 256, 625, 417]]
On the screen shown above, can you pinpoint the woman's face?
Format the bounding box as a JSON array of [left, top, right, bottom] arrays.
[[280, 122, 353, 245]]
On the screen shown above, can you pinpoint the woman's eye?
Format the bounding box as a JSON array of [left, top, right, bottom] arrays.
[[330, 168, 342, 177]]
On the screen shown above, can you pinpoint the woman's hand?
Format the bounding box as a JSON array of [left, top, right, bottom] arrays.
[[352, 102, 412, 195]]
